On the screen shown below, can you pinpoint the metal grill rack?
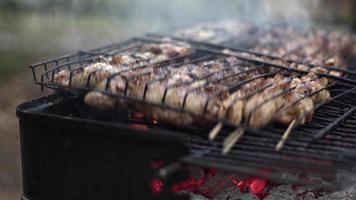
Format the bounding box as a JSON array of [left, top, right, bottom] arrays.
[[30, 37, 199, 91], [181, 83, 356, 184], [173, 22, 356, 70], [29, 34, 356, 182], [153, 23, 356, 80], [149, 33, 356, 82]]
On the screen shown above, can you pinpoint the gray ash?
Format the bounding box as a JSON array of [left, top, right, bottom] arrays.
[[184, 167, 356, 200]]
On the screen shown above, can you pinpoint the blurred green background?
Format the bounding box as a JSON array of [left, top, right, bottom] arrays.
[[0, 0, 355, 199]]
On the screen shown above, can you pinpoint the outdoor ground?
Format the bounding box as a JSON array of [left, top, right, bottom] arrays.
[[0, 6, 153, 199], [0, 75, 45, 200], [0, 10, 131, 200]]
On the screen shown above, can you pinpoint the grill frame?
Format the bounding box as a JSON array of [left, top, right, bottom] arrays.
[[27, 35, 356, 173], [22, 26, 356, 200], [149, 33, 356, 81]]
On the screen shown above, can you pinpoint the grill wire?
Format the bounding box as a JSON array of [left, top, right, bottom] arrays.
[[29, 26, 356, 183]]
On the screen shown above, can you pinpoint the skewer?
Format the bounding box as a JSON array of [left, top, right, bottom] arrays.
[[275, 119, 297, 151], [222, 127, 244, 155], [209, 122, 223, 141]]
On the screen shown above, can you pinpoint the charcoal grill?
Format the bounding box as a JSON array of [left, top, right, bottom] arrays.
[[18, 26, 356, 200]]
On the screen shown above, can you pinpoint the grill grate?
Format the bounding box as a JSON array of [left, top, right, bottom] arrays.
[[29, 26, 356, 182], [30, 37, 200, 91], [152, 33, 356, 82], [180, 83, 356, 183]]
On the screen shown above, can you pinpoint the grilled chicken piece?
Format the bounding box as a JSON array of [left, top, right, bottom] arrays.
[[52, 42, 192, 88], [71, 62, 120, 88], [300, 73, 330, 104], [242, 71, 330, 128], [244, 74, 291, 128], [143, 61, 266, 125], [111, 43, 191, 65], [225, 48, 344, 77], [135, 59, 243, 125], [52, 62, 117, 88], [84, 92, 117, 110], [84, 57, 330, 132], [53, 69, 71, 85], [275, 77, 314, 125], [275, 72, 330, 125], [220, 77, 267, 125], [84, 58, 226, 110], [149, 42, 192, 58], [85, 57, 268, 126]]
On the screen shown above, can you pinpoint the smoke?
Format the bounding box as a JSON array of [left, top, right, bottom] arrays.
[[119, 0, 317, 32], [1, 0, 322, 54]]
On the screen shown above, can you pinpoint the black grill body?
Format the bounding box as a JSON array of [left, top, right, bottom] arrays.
[[17, 93, 190, 200], [16, 92, 356, 200]]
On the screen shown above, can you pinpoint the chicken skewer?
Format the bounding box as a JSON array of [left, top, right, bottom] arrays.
[[222, 74, 294, 153], [79, 55, 332, 155], [65, 50, 332, 155], [210, 71, 302, 142], [216, 77, 273, 154], [86, 57, 235, 108], [85, 56, 252, 118], [222, 72, 330, 153], [208, 74, 275, 140], [82, 57, 330, 153], [86, 57, 273, 127], [52, 42, 193, 88], [274, 74, 331, 150], [215, 75, 285, 144], [214, 75, 286, 144]]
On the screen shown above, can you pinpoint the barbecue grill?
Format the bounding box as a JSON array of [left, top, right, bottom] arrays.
[[17, 24, 356, 200]]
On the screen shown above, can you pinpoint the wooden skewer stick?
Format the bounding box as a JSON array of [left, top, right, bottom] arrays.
[[222, 127, 245, 155], [209, 122, 223, 141], [275, 119, 297, 151]]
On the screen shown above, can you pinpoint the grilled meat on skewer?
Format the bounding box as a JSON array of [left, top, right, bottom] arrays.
[[222, 72, 331, 153], [85, 57, 270, 126], [244, 74, 292, 128], [243, 72, 330, 128], [52, 62, 118, 88], [273, 72, 331, 151], [208, 76, 267, 140], [275, 72, 330, 125], [219, 77, 266, 125], [249, 26, 356, 68], [223, 48, 344, 77], [52, 42, 192, 88]]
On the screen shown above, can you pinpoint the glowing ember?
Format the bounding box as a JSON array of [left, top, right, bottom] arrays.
[[230, 176, 267, 198], [148, 165, 332, 199], [151, 178, 163, 194], [172, 176, 206, 193], [249, 178, 267, 197], [171, 168, 217, 198]]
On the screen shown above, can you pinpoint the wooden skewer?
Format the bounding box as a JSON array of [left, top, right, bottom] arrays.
[[209, 122, 223, 141], [222, 127, 245, 155], [275, 119, 297, 151]]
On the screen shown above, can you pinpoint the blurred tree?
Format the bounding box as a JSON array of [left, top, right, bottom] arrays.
[[0, 0, 19, 10]]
